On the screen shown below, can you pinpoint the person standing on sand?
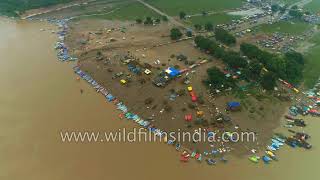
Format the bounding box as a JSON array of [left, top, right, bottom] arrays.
[[80, 89, 83, 94]]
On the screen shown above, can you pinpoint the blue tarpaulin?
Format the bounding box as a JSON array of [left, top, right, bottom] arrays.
[[227, 102, 240, 108], [165, 67, 180, 77]]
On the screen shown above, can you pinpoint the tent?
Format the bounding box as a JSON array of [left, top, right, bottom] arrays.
[[227, 102, 241, 111], [165, 67, 181, 77]]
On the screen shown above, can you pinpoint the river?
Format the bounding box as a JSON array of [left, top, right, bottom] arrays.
[[0, 17, 318, 180]]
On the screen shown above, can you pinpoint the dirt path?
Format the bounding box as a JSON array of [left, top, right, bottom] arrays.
[[136, 0, 187, 29]]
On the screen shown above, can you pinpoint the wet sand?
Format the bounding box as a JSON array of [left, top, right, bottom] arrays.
[[0, 17, 319, 180]]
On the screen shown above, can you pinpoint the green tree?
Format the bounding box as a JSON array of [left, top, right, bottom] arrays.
[[214, 28, 236, 45], [204, 22, 214, 31], [194, 24, 202, 31], [144, 17, 153, 25], [155, 18, 161, 24], [170, 28, 183, 40], [271, 4, 280, 12], [162, 15, 168, 21], [136, 18, 142, 24], [179, 11, 186, 19], [261, 72, 277, 90], [205, 67, 234, 89], [223, 51, 248, 69]]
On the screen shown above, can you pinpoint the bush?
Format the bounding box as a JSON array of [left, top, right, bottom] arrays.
[[204, 22, 213, 31], [170, 28, 183, 40], [214, 28, 236, 45], [261, 72, 276, 90], [136, 19, 142, 24]]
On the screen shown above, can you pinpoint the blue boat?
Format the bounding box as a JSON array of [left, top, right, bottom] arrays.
[[275, 137, 285, 143], [262, 155, 272, 163], [271, 143, 280, 149], [272, 139, 284, 146], [206, 158, 216, 165]]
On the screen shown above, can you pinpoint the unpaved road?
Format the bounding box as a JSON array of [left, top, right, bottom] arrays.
[[136, 0, 187, 29]]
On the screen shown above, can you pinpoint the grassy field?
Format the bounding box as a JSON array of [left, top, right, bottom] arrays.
[[145, 0, 245, 16], [188, 13, 241, 26], [90, 1, 160, 20], [0, 0, 73, 16], [305, 0, 320, 13], [256, 21, 312, 35], [304, 32, 320, 88], [281, 0, 301, 5]]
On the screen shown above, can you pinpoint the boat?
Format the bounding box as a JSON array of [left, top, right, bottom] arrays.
[[267, 145, 277, 151], [180, 155, 189, 162], [262, 155, 272, 164], [272, 139, 284, 146], [271, 143, 280, 149], [285, 115, 295, 120], [265, 151, 278, 161], [274, 136, 285, 143], [206, 158, 217, 165], [191, 151, 196, 158], [248, 155, 260, 163], [265, 150, 275, 157], [175, 143, 181, 151]]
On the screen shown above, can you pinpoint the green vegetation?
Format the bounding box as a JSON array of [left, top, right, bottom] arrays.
[[205, 67, 234, 89], [196, 35, 305, 90], [92, 2, 160, 20], [289, 5, 303, 19], [261, 72, 277, 90], [204, 22, 213, 31], [189, 13, 241, 26], [195, 36, 246, 70], [305, 0, 320, 13], [241, 43, 305, 85], [304, 33, 320, 88], [145, 0, 244, 15], [179, 11, 186, 19], [256, 21, 312, 35], [214, 28, 236, 45], [170, 28, 183, 40], [0, 0, 73, 17]]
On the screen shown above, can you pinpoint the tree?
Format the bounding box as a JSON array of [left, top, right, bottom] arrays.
[[179, 11, 186, 19], [170, 28, 183, 40], [194, 24, 202, 31], [136, 18, 142, 24], [214, 28, 236, 45], [162, 15, 168, 21], [205, 67, 233, 89], [271, 4, 280, 12], [204, 22, 213, 31], [285, 51, 304, 65], [240, 43, 305, 84], [144, 17, 153, 25], [155, 18, 161, 24], [261, 72, 277, 90], [223, 51, 248, 69], [248, 60, 262, 79], [289, 9, 303, 18]]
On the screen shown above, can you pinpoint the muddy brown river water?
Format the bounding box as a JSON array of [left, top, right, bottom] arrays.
[[0, 17, 318, 180]]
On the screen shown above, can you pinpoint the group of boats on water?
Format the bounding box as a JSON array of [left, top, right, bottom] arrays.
[[249, 130, 312, 164]]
